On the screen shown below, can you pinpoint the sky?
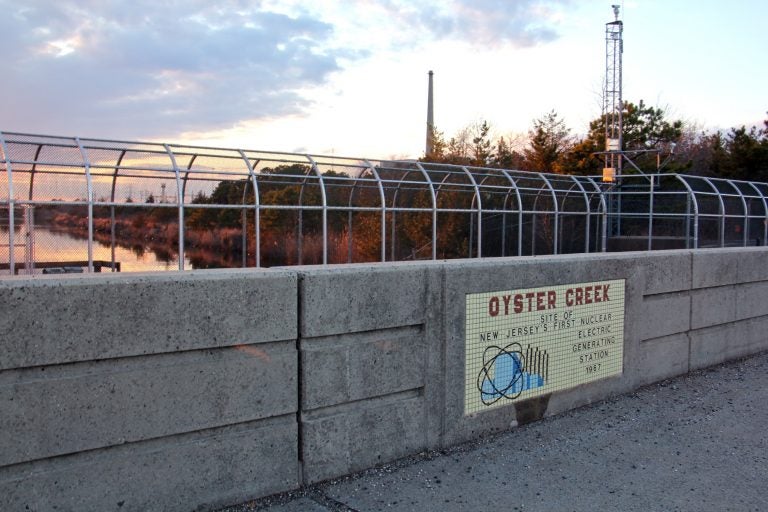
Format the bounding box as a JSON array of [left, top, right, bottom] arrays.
[[1, 0, 766, 160]]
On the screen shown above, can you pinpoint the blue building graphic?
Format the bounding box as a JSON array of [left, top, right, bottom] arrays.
[[478, 344, 548, 405]]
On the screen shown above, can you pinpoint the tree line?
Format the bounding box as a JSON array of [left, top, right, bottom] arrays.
[[424, 101, 768, 182]]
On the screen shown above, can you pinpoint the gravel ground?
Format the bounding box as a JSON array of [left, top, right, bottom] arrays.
[[217, 351, 768, 512]]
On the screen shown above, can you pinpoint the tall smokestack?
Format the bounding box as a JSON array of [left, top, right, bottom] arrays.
[[426, 70, 434, 156]]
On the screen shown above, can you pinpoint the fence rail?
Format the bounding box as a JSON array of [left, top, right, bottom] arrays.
[[2, 131, 766, 275]]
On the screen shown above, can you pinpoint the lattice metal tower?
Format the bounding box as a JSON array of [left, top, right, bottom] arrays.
[[603, 5, 623, 182]]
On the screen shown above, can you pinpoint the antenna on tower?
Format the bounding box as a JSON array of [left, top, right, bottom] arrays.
[[426, 70, 434, 156]]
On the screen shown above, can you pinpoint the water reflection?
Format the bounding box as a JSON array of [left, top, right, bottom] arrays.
[[2, 226, 189, 274]]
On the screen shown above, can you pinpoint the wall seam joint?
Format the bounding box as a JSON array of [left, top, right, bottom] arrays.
[[687, 253, 693, 373], [296, 272, 305, 486]]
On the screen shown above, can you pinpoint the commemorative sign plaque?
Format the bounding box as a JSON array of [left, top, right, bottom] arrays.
[[465, 280, 625, 415]]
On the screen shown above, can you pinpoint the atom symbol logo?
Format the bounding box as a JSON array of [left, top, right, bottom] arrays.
[[477, 342, 526, 405], [476, 342, 548, 406]]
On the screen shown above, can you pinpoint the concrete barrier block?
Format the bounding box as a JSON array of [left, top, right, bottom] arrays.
[[691, 286, 736, 329], [0, 416, 299, 512], [689, 316, 768, 370], [0, 269, 297, 370], [298, 263, 437, 338], [301, 327, 425, 410], [638, 293, 690, 341], [735, 248, 768, 283], [736, 281, 768, 320], [692, 249, 741, 288], [639, 250, 692, 295], [630, 334, 690, 387], [301, 394, 426, 484], [0, 342, 296, 467]]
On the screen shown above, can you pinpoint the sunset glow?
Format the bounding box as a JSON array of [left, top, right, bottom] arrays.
[[1, 1, 766, 159]]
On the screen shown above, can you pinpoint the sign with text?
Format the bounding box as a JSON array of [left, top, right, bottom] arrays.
[[464, 279, 625, 415]]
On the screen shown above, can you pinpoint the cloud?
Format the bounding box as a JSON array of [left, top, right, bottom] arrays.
[[358, 0, 567, 48], [451, 0, 565, 46], [0, 0, 349, 139], [0, 0, 569, 141]]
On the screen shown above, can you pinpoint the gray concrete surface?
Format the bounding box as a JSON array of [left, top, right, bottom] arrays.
[[5, 249, 768, 510], [297, 263, 444, 484], [1, 269, 301, 511], [0, 343, 297, 467], [220, 350, 768, 512], [3, 417, 299, 512], [0, 269, 298, 369]]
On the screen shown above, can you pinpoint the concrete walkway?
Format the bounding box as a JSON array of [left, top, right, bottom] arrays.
[[219, 351, 768, 512]]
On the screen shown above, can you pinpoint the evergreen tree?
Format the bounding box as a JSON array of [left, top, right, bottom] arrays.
[[492, 136, 526, 169], [563, 100, 683, 175], [523, 110, 572, 173], [471, 120, 493, 166]]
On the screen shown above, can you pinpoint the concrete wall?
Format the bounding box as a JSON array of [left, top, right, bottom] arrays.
[[297, 263, 444, 484], [2, 248, 768, 510], [0, 270, 300, 512]]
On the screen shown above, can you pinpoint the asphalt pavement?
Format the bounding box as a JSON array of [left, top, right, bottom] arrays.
[[218, 350, 768, 512]]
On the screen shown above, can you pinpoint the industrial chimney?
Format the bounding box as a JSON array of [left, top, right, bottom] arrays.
[[426, 70, 434, 156]]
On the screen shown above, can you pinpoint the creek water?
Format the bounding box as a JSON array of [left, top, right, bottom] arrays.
[[2, 226, 189, 274]]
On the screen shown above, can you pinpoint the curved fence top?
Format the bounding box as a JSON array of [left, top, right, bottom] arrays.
[[2, 131, 768, 274], [0, 131, 602, 211]]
